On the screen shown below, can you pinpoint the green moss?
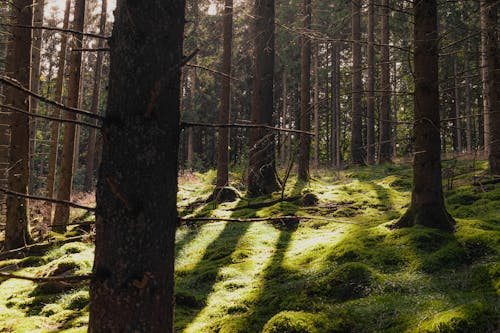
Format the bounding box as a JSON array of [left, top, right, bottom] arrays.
[[414, 301, 498, 333], [64, 290, 89, 310], [262, 311, 318, 333], [421, 242, 468, 273], [41, 303, 63, 316]]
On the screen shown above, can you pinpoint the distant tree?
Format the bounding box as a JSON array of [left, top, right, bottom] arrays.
[[480, 0, 499, 174], [53, 0, 85, 232], [298, 0, 311, 181], [84, 0, 107, 192], [214, 0, 233, 198], [395, 0, 455, 231], [351, 0, 364, 165], [45, 0, 71, 223], [88, 0, 185, 331], [4, 0, 33, 249], [366, 0, 375, 165], [379, 0, 392, 164], [247, 0, 280, 196]]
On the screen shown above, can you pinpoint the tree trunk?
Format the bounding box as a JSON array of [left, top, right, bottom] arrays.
[[481, 0, 500, 174], [453, 58, 462, 154], [4, 0, 33, 250], [395, 0, 455, 231], [88, 1, 184, 331], [366, 0, 375, 165], [480, 0, 491, 156], [45, 0, 71, 223], [464, 52, 472, 153], [84, 0, 107, 192], [313, 42, 320, 170], [351, 0, 364, 165], [379, 0, 392, 164], [247, 0, 279, 196], [298, 0, 312, 181], [215, 0, 233, 190], [53, 0, 85, 232], [281, 69, 287, 164], [0, 2, 9, 224]]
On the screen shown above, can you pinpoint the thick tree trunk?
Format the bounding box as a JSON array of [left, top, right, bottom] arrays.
[[298, 0, 311, 180], [4, 0, 33, 250], [88, 1, 184, 331], [351, 0, 364, 165], [366, 0, 375, 165], [379, 0, 392, 164], [53, 0, 85, 232], [395, 0, 454, 231], [45, 0, 70, 223], [481, 0, 500, 174], [0, 2, 9, 223], [215, 0, 233, 190], [247, 0, 279, 196], [84, 0, 107, 192]]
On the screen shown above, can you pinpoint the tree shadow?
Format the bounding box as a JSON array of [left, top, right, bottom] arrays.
[[369, 182, 394, 211]]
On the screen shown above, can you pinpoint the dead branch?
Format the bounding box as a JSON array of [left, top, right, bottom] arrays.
[[0, 272, 92, 283], [0, 23, 109, 39], [0, 187, 96, 211], [186, 64, 243, 82], [181, 121, 314, 136], [0, 103, 101, 129], [0, 236, 87, 260], [0, 76, 103, 120], [72, 47, 110, 52]]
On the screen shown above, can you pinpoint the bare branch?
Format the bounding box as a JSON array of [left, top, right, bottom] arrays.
[[0, 22, 109, 39], [0, 272, 92, 283], [181, 121, 314, 136]]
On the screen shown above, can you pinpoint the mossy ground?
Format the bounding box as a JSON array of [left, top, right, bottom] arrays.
[[1, 160, 498, 332]]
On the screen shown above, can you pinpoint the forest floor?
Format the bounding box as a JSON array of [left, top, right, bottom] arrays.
[[0, 159, 498, 332]]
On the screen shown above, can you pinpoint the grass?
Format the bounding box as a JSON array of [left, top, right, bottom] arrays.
[[0, 160, 499, 332]]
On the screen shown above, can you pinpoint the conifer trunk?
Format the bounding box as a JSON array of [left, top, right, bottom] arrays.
[[366, 0, 375, 165], [379, 0, 392, 163], [351, 0, 364, 165]]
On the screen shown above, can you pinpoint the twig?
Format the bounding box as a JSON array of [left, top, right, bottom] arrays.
[[0, 104, 101, 129], [186, 64, 243, 82], [0, 76, 103, 120], [0, 187, 95, 211], [0, 272, 92, 283], [180, 215, 358, 225], [0, 23, 109, 40], [181, 121, 314, 136], [72, 47, 110, 52]]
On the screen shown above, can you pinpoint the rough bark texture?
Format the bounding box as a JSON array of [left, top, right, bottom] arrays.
[[84, 0, 107, 192], [453, 58, 462, 153], [4, 0, 33, 250], [0, 2, 9, 223], [298, 0, 311, 180], [247, 0, 279, 196], [351, 0, 364, 165], [88, 1, 184, 331], [482, 0, 500, 174], [395, 0, 455, 231], [480, 0, 491, 156], [366, 0, 375, 165], [53, 0, 85, 232], [379, 0, 392, 164], [332, 42, 341, 169], [215, 0, 233, 189], [45, 0, 70, 224], [313, 42, 319, 170]]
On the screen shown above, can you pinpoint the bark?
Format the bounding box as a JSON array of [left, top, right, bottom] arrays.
[[465, 53, 472, 153], [247, 0, 279, 196], [480, 0, 491, 156], [215, 0, 233, 189], [88, 0, 185, 331], [351, 0, 364, 165], [45, 0, 70, 223], [280, 69, 287, 164], [313, 42, 319, 170], [330, 42, 341, 169], [453, 58, 462, 153], [482, 0, 500, 173], [395, 0, 455, 231], [0, 3, 9, 223], [366, 0, 375, 165], [4, 0, 33, 250], [298, 0, 311, 180], [379, 0, 392, 163], [53, 0, 85, 232], [84, 0, 107, 192]]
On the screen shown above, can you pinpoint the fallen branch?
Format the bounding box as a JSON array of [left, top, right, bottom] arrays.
[[180, 215, 358, 225], [0, 23, 109, 40], [0, 272, 92, 283], [181, 121, 314, 136], [0, 103, 101, 129], [0, 76, 103, 120], [0, 187, 96, 211]]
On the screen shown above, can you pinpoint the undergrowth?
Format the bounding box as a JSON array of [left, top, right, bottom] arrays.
[[0, 160, 498, 332]]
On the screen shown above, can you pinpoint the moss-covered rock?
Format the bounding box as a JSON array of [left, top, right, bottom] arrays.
[[262, 311, 318, 333]]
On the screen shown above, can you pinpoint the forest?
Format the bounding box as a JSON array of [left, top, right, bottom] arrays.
[[0, 0, 499, 332]]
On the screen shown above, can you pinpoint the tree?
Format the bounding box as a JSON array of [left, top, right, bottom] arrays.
[[298, 0, 311, 180], [53, 0, 85, 232], [351, 0, 364, 165], [480, 0, 499, 174], [88, 0, 185, 331], [247, 0, 280, 196], [379, 0, 392, 163], [84, 0, 107, 192], [366, 0, 375, 165], [394, 0, 455, 231], [4, 0, 33, 250], [214, 0, 233, 199]]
